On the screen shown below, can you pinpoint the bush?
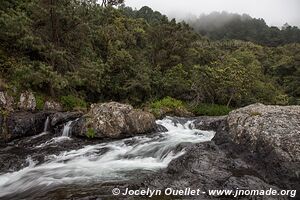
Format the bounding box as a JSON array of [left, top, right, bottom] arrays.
[[192, 104, 232, 116], [149, 97, 188, 118], [86, 128, 96, 139], [35, 94, 45, 110], [150, 96, 184, 110], [60, 95, 87, 110]]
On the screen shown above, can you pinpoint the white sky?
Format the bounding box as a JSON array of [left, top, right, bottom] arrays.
[[125, 0, 300, 27]]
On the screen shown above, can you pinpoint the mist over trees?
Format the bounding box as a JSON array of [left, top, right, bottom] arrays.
[[185, 12, 300, 46], [0, 2, 299, 112]]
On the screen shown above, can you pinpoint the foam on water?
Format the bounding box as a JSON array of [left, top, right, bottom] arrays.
[[0, 117, 215, 197]]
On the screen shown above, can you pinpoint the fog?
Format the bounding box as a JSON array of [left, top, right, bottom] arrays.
[[125, 0, 300, 27]]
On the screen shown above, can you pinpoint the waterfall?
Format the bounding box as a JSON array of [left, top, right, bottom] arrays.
[[62, 120, 74, 137], [43, 117, 50, 132]]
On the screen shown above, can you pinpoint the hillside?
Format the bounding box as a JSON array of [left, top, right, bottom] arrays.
[[0, 1, 299, 115]]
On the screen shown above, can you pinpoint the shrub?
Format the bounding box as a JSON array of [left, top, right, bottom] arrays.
[[149, 97, 186, 118], [60, 95, 87, 110], [192, 103, 232, 116], [35, 94, 45, 110], [150, 96, 184, 110], [86, 128, 96, 139]]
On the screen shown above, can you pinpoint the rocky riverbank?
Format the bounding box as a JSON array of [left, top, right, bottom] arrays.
[[0, 91, 157, 142], [134, 104, 299, 199]]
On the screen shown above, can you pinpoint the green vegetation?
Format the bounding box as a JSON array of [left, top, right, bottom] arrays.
[[149, 97, 187, 117], [86, 128, 96, 139], [192, 104, 232, 116], [60, 95, 87, 111], [0, 1, 299, 115], [150, 97, 185, 110], [0, 108, 9, 117], [35, 94, 45, 110]]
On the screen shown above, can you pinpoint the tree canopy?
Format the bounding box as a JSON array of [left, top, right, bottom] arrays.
[[0, 2, 299, 109], [187, 12, 300, 47]]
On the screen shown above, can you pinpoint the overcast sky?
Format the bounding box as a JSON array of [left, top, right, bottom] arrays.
[[125, 0, 300, 27]]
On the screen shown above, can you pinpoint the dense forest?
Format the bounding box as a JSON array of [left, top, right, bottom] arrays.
[[0, 0, 299, 114], [186, 12, 300, 47]]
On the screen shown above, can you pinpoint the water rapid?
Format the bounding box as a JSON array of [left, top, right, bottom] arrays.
[[0, 117, 215, 198]]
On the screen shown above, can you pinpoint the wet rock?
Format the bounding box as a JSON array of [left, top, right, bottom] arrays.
[[6, 112, 50, 140], [138, 142, 284, 199], [154, 124, 168, 133], [194, 116, 227, 131], [43, 101, 63, 111], [227, 103, 300, 190], [50, 112, 83, 127], [18, 91, 36, 111], [0, 91, 14, 112], [73, 102, 156, 139]]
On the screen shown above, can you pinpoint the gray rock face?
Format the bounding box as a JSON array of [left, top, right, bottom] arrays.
[[18, 91, 36, 111], [227, 103, 300, 161], [50, 112, 82, 127], [0, 113, 3, 137], [6, 112, 49, 140], [0, 91, 14, 112], [43, 101, 63, 111], [194, 116, 227, 131], [138, 142, 285, 200], [74, 102, 156, 139], [227, 103, 300, 190]]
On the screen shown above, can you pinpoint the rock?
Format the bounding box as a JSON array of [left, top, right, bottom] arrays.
[[73, 102, 156, 139], [227, 103, 300, 190], [137, 142, 284, 199], [194, 116, 227, 131], [154, 124, 168, 133], [0, 91, 14, 112], [18, 91, 36, 111], [6, 112, 49, 140], [50, 112, 82, 127], [43, 101, 63, 111], [0, 113, 3, 138]]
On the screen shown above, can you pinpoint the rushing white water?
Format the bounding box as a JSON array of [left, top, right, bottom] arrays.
[[34, 136, 71, 149], [43, 117, 50, 133], [62, 120, 73, 137], [0, 117, 215, 198]]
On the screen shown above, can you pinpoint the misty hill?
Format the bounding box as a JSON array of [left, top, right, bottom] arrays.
[[185, 12, 300, 46]]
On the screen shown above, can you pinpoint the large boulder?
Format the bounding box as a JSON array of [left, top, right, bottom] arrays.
[[18, 91, 36, 111], [0, 91, 14, 112], [6, 112, 49, 140], [73, 102, 156, 139], [43, 100, 63, 111], [227, 103, 300, 189], [135, 142, 284, 200]]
